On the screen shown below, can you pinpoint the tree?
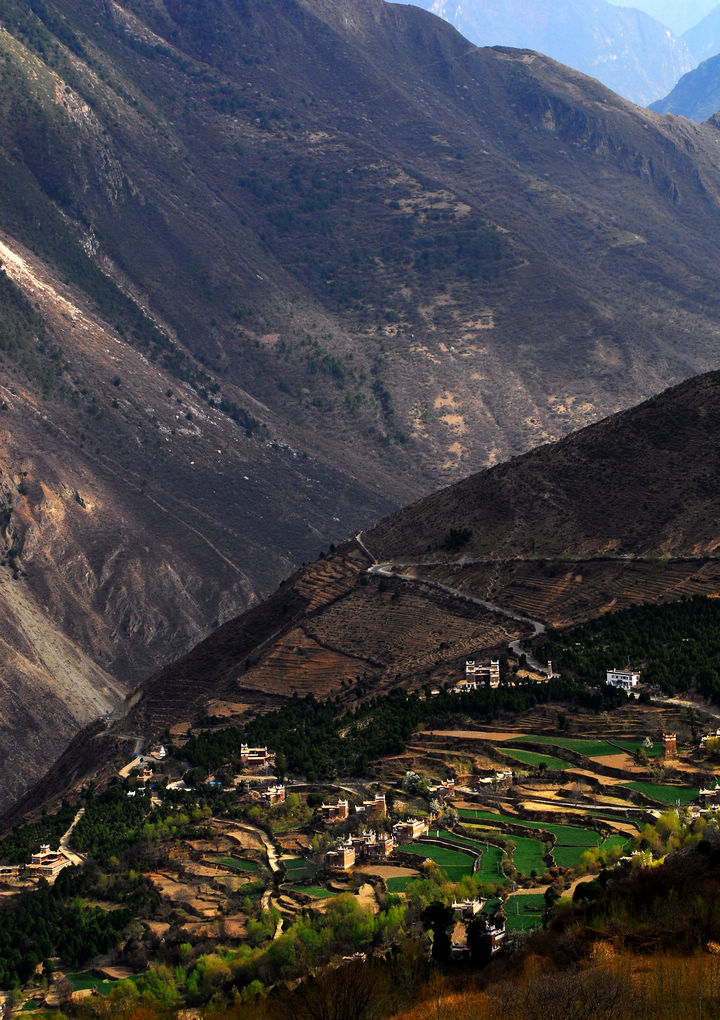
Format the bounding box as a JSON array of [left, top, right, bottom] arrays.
[[420, 902, 455, 962]]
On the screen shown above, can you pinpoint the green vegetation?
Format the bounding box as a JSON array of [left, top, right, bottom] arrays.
[[510, 835, 549, 876], [177, 678, 626, 783], [0, 800, 75, 865], [552, 845, 590, 869], [291, 885, 338, 899], [502, 748, 572, 769], [539, 595, 720, 701], [210, 856, 260, 872], [504, 892, 546, 931], [0, 870, 132, 988], [282, 857, 316, 881], [386, 874, 419, 893], [458, 809, 601, 847], [0, 269, 68, 399], [403, 843, 475, 881], [509, 735, 629, 757], [620, 781, 699, 805]]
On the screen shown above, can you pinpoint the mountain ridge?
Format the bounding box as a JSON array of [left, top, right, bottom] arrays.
[[5, 366, 720, 828], [3, 0, 720, 808]]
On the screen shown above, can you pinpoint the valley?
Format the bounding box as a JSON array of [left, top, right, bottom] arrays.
[[5, 0, 720, 806]]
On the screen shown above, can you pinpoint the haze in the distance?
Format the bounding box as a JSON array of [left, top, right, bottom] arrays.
[[607, 0, 716, 33]]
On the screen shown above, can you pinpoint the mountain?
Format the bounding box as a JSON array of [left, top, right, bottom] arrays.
[[6, 0, 720, 808], [400, 0, 695, 105], [8, 366, 720, 827], [650, 52, 720, 119], [683, 5, 720, 62], [621, 0, 717, 35]]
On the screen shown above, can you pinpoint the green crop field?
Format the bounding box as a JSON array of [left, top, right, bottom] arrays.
[[282, 857, 316, 879], [386, 874, 420, 893], [459, 809, 600, 846], [513, 735, 627, 757], [475, 844, 507, 885], [552, 845, 590, 869], [600, 834, 632, 853], [291, 885, 338, 898], [441, 828, 509, 885], [510, 835, 549, 876], [611, 740, 662, 758], [502, 748, 573, 770], [404, 843, 475, 880], [210, 856, 260, 872], [620, 781, 699, 805], [504, 893, 546, 932], [434, 829, 486, 852]]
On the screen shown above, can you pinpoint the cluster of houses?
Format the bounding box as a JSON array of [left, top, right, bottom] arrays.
[[450, 898, 506, 959], [0, 844, 73, 883], [447, 659, 555, 696], [320, 794, 386, 824], [326, 816, 433, 872], [327, 830, 396, 871]]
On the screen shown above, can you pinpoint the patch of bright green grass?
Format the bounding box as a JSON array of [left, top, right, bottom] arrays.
[[510, 835, 549, 876], [503, 748, 573, 770], [386, 874, 420, 893], [504, 893, 546, 931], [282, 857, 316, 879], [513, 736, 624, 757], [210, 856, 260, 872], [458, 809, 600, 846], [620, 781, 699, 805], [600, 834, 632, 854], [552, 845, 590, 869], [291, 885, 338, 898], [403, 842, 475, 880]]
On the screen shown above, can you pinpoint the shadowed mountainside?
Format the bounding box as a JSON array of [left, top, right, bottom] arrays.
[[6, 368, 720, 826], [7, 0, 720, 807]]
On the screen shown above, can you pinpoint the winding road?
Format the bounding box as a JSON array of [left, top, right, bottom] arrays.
[[357, 532, 548, 671]]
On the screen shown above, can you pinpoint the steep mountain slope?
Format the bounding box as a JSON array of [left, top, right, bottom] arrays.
[[8, 368, 720, 826], [651, 52, 720, 119], [626, 0, 717, 35], [7, 0, 720, 806], [402, 0, 695, 105], [684, 4, 720, 62]]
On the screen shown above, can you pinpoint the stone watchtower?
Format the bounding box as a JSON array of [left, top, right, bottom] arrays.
[[662, 732, 677, 759]]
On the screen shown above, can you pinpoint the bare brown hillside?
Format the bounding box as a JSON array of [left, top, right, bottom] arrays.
[[6, 0, 720, 808]]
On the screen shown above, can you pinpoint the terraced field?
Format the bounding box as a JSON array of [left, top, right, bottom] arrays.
[[209, 856, 261, 872], [403, 843, 475, 880], [281, 857, 316, 881], [291, 885, 338, 899], [502, 748, 573, 770], [511, 736, 635, 758], [511, 835, 549, 876], [504, 892, 546, 932], [620, 781, 700, 805], [459, 809, 601, 846], [242, 627, 372, 698], [386, 874, 419, 893]]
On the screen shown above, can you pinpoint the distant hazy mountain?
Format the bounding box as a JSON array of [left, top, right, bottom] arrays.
[[650, 52, 720, 119], [614, 0, 717, 35], [683, 4, 720, 62], [406, 0, 694, 104]]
